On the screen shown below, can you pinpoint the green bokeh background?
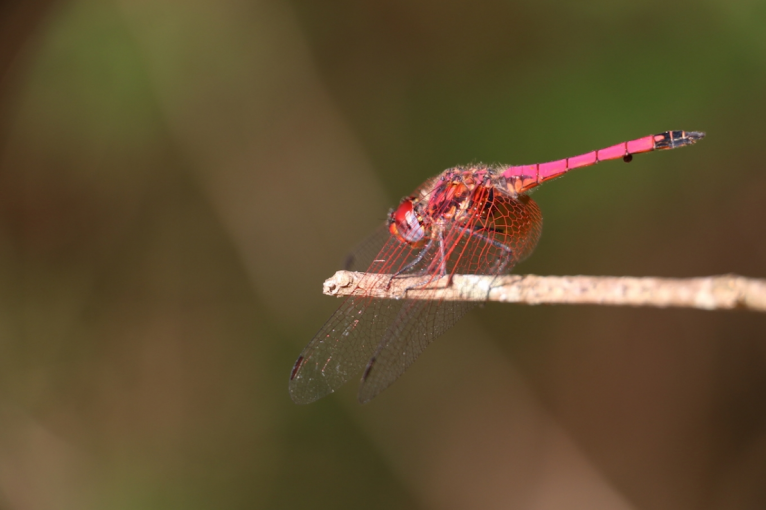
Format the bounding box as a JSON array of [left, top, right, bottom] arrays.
[[0, 0, 764, 508]]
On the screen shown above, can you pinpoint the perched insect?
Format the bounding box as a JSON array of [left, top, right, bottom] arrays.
[[290, 130, 705, 404]]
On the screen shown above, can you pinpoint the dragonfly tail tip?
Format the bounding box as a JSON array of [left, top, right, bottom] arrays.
[[687, 131, 706, 141]]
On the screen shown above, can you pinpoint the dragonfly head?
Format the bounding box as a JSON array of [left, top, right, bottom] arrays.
[[388, 198, 427, 246]]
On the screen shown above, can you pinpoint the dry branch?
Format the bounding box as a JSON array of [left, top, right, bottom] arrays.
[[322, 271, 766, 312]]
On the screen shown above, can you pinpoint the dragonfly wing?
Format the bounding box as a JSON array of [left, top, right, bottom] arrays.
[[357, 299, 475, 403], [289, 295, 404, 404], [355, 193, 542, 403], [293, 190, 543, 404], [343, 225, 391, 271], [290, 233, 424, 404]]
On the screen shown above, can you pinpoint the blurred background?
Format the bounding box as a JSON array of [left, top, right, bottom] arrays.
[[0, 0, 764, 508]]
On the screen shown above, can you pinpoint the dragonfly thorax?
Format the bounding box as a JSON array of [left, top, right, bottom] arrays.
[[423, 167, 499, 226], [389, 167, 498, 246]]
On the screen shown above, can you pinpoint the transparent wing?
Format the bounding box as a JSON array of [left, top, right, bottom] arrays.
[[357, 193, 543, 402], [343, 225, 391, 272], [289, 295, 404, 404], [291, 188, 544, 404], [358, 299, 474, 403], [289, 232, 427, 404]]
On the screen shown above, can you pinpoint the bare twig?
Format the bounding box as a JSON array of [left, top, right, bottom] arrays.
[[323, 271, 766, 312]]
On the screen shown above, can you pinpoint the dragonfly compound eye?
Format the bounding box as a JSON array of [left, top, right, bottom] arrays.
[[388, 198, 425, 245]]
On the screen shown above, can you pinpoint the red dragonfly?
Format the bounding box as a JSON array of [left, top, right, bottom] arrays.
[[290, 130, 705, 404]]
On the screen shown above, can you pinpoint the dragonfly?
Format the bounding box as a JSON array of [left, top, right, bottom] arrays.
[[290, 130, 705, 404]]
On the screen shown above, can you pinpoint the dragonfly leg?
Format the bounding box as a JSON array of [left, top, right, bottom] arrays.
[[382, 237, 438, 292], [450, 225, 515, 300], [396, 230, 453, 296]]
